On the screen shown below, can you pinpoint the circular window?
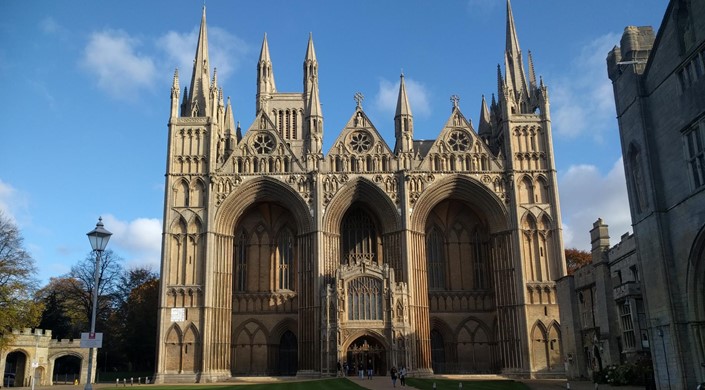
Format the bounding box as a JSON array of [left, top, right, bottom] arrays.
[[253, 133, 275, 154], [349, 131, 372, 154], [448, 131, 471, 152]]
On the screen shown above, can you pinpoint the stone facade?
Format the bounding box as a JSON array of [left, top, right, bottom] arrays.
[[154, 1, 567, 382], [0, 328, 93, 387], [606, 0, 705, 388], [558, 220, 648, 380]]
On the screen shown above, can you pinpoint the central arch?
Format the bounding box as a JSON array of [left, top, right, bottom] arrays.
[[345, 335, 387, 377]]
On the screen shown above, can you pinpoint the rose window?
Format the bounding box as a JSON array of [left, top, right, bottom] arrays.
[[350, 131, 372, 153], [448, 131, 471, 152], [253, 133, 275, 154]]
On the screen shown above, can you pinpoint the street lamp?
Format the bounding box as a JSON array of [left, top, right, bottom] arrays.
[[85, 217, 112, 390]]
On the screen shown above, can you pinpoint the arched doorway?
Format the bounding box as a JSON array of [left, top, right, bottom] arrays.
[[431, 329, 446, 374], [52, 354, 81, 384], [278, 331, 297, 376], [346, 336, 386, 376], [4, 351, 27, 387]]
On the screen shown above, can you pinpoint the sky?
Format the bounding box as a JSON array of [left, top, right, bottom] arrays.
[[0, 0, 668, 285]]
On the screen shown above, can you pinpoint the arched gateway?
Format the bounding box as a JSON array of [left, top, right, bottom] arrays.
[[154, 1, 567, 383]]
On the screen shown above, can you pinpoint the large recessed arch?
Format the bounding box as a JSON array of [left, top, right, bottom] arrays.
[[410, 174, 508, 233], [215, 176, 312, 234], [323, 177, 401, 234]]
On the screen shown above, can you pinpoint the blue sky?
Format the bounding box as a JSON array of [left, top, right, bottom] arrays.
[[0, 0, 667, 284]]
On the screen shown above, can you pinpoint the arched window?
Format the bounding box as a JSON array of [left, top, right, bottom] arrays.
[[235, 231, 247, 292], [347, 277, 383, 320], [341, 207, 377, 265], [426, 227, 446, 290], [277, 229, 294, 290]]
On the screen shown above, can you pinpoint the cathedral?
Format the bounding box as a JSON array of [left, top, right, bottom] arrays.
[[154, 1, 567, 382]]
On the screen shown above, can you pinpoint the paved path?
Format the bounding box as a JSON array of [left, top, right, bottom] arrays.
[[348, 375, 417, 390]]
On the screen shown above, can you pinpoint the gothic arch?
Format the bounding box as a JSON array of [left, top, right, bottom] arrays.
[[215, 176, 312, 235], [173, 179, 189, 207], [341, 329, 390, 352], [686, 224, 705, 369], [410, 174, 508, 233], [323, 177, 401, 234], [535, 175, 550, 203], [518, 175, 534, 204], [269, 318, 298, 344], [530, 320, 549, 371], [191, 178, 206, 207]]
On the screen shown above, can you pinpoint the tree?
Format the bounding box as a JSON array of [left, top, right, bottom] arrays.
[[123, 277, 159, 371], [64, 249, 124, 329], [36, 277, 86, 340], [0, 211, 43, 348], [565, 248, 592, 275]]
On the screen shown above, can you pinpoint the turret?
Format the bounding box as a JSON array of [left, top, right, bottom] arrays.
[[187, 6, 211, 117], [256, 33, 276, 113], [224, 97, 235, 155], [478, 95, 492, 141], [394, 73, 414, 154], [303, 33, 318, 99]]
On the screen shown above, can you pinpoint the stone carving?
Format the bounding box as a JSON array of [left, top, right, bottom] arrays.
[[213, 174, 243, 205], [322, 174, 349, 206]]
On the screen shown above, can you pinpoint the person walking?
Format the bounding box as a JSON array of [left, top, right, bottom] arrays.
[[343, 361, 348, 377], [337, 361, 342, 377], [358, 361, 364, 379], [399, 366, 406, 386], [390, 366, 398, 388], [367, 359, 373, 379]]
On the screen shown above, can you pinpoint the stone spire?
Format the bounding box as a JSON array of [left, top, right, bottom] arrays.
[[503, 0, 529, 106], [170, 68, 180, 119], [224, 97, 235, 154], [478, 95, 492, 139], [257, 33, 276, 113], [188, 5, 211, 117], [305, 76, 323, 155], [303, 33, 318, 98], [394, 73, 413, 154]]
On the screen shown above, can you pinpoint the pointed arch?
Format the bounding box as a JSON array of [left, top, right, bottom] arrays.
[[168, 217, 188, 285], [192, 178, 206, 207], [518, 175, 534, 204], [323, 177, 400, 234], [686, 224, 705, 369], [535, 175, 550, 203], [164, 324, 183, 372], [232, 319, 270, 375], [235, 228, 248, 292], [174, 179, 189, 207], [182, 323, 200, 373], [276, 227, 295, 290], [426, 225, 447, 290], [531, 320, 549, 372]]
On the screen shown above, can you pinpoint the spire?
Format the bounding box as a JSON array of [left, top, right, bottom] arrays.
[[528, 50, 537, 89], [308, 76, 323, 118], [170, 68, 180, 118], [188, 5, 211, 117], [224, 97, 235, 154], [257, 33, 276, 112], [395, 73, 413, 118], [303, 33, 318, 97], [305, 76, 323, 155], [478, 95, 492, 138], [504, 0, 529, 104], [394, 73, 414, 154]]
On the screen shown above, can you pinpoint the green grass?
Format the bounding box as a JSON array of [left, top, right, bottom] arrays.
[[145, 378, 366, 390], [406, 378, 530, 390]]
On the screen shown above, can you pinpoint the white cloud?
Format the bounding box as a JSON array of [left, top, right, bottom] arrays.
[[39, 17, 66, 36], [374, 77, 431, 117], [101, 214, 162, 271], [559, 157, 632, 251], [550, 33, 621, 141], [81, 30, 157, 100], [158, 26, 248, 86], [0, 179, 30, 225]]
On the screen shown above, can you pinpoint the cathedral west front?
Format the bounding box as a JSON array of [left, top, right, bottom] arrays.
[[155, 1, 567, 382]]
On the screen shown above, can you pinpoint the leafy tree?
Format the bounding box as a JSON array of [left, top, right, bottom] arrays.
[[565, 248, 592, 275], [123, 277, 159, 371], [64, 249, 124, 329], [36, 277, 86, 340], [0, 211, 43, 348]]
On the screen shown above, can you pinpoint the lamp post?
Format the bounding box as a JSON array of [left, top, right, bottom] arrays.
[[85, 217, 112, 390]]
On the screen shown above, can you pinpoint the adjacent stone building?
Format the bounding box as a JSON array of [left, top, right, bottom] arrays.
[[558, 220, 648, 380], [0, 328, 92, 387], [605, 0, 705, 388], [154, 1, 567, 382]]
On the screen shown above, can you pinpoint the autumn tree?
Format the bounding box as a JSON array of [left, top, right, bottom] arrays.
[[0, 211, 43, 348], [36, 277, 87, 340], [565, 248, 592, 275]]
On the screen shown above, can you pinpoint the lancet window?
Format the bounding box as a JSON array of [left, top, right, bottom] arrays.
[[426, 227, 446, 290], [277, 229, 294, 290], [341, 207, 378, 265]]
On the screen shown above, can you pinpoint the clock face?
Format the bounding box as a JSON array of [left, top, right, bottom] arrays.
[[448, 130, 471, 152], [349, 131, 372, 154], [253, 133, 275, 154]]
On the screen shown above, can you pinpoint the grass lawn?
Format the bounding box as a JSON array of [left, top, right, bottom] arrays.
[[406, 378, 530, 390], [145, 378, 366, 390]]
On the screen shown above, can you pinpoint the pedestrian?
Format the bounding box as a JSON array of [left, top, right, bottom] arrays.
[[390, 366, 398, 388], [337, 361, 342, 377], [343, 361, 348, 377], [358, 362, 364, 379], [367, 359, 373, 379], [399, 366, 406, 386]]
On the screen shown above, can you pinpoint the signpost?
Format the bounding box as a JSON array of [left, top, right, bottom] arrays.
[[80, 333, 104, 349]]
